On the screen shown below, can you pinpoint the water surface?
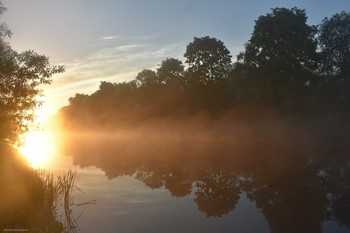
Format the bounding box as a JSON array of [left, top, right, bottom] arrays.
[[47, 130, 350, 233]]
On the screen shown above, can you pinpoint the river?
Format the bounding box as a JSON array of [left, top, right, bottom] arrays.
[[29, 129, 350, 233]]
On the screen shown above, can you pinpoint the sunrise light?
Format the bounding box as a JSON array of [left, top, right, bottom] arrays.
[[19, 131, 54, 168]]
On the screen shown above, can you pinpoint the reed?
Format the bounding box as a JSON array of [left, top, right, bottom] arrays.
[[0, 146, 79, 232], [57, 169, 78, 233], [33, 170, 77, 233], [20, 168, 79, 232]]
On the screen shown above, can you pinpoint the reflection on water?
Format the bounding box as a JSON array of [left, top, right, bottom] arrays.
[[52, 129, 350, 233]]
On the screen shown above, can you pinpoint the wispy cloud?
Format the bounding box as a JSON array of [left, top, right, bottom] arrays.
[[57, 41, 184, 86], [115, 44, 144, 51], [44, 40, 186, 113], [100, 35, 120, 40]]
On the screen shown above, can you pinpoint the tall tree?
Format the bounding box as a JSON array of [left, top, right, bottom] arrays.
[[318, 11, 350, 77], [157, 58, 184, 85], [135, 69, 158, 87], [0, 3, 64, 144], [184, 36, 232, 85], [236, 8, 318, 109], [238, 7, 317, 77], [68, 93, 89, 107]]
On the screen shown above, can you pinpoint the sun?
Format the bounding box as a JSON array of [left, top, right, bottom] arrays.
[[19, 131, 54, 168]]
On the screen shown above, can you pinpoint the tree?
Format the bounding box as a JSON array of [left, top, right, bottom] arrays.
[[157, 58, 184, 85], [235, 8, 319, 110], [68, 93, 89, 107], [135, 69, 158, 87], [238, 7, 318, 77], [0, 3, 64, 144], [0, 3, 10, 38], [318, 11, 350, 77], [184, 36, 232, 85]]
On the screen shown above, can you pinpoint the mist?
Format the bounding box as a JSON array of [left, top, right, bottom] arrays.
[[45, 10, 350, 232]]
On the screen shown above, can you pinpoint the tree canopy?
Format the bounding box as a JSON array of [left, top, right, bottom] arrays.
[[184, 36, 232, 85], [238, 8, 318, 75], [0, 3, 64, 144], [60, 8, 350, 131], [318, 11, 350, 77], [157, 58, 184, 85]]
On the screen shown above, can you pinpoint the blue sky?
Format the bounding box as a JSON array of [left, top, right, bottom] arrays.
[[2, 0, 350, 116]]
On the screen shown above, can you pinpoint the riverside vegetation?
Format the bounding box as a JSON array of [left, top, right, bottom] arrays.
[[0, 2, 80, 232], [60, 8, 350, 137], [1, 4, 350, 233], [0, 148, 78, 232], [57, 10, 350, 232]]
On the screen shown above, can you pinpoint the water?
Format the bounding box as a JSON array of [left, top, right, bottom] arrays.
[[47, 131, 350, 233], [69, 170, 269, 233]]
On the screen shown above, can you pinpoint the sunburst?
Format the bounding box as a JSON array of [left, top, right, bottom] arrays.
[[19, 131, 54, 168]]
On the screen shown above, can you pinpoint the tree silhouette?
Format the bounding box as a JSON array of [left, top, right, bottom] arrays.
[[52, 6, 350, 233], [0, 2, 66, 230], [157, 58, 184, 86], [235, 7, 318, 110], [318, 11, 350, 77], [136, 69, 159, 87], [238, 7, 317, 74], [0, 3, 63, 144], [184, 36, 232, 85], [57, 8, 350, 127], [68, 93, 89, 107]]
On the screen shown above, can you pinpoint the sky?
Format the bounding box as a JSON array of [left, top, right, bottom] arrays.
[[1, 0, 350, 117]]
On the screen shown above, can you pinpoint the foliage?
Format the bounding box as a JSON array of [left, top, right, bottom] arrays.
[[234, 8, 320, 111], [184, 36, 232, 85], [55, 7, 350, 231], [0, 145, 77, 232], [238, 8, 318, 74], [0, 2, 72, 232], [157, 58, 184, 78], [0, 3, 64, 144], [60, 8, 350, 131], [135, 58, 185, 88], [318, 11, 350, 77], [135, 69, 158, 87], [157, 58, 184, 85]]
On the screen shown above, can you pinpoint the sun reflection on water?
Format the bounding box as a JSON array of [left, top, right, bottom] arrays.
[[19, 131, 55, 168]]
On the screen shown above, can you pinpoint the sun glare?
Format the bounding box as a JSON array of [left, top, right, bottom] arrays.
[[19, 131, 54, 168]]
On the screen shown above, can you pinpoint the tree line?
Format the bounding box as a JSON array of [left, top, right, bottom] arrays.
[[61, 8, 350, 130]]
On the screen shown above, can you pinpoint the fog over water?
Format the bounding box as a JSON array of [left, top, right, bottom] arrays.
[[44, 114, 350, 233]]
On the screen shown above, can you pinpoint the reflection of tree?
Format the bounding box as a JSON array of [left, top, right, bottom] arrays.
[[242, 166, 329, 233], [54, 6, 350, 232], [136, 169, 164, 189], [163, 168, 193, 197], [327, 165, 350, 228], [62, 131, 350, 232], [135, 167, 193, 197], [194, 167, 240, 217]]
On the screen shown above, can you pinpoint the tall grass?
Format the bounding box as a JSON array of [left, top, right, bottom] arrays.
[[28, 169, 79, 233], [58, 169, 78, 233], [0, 146, 79, 232]]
